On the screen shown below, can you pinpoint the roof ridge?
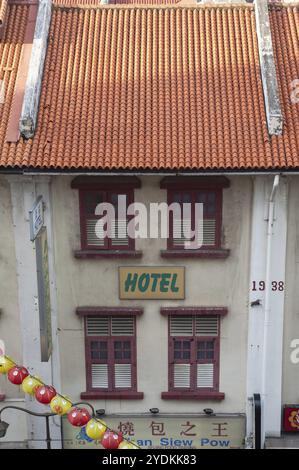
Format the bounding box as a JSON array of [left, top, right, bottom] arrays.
[[52, 3, 255, 11]]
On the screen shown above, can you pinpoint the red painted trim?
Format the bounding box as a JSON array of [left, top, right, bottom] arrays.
[[160, 249, 230, 259], [160, 307, 228, 316], [166, 188, 224, 251], [83, 314, 141, 395], [74, 250, 142, 259], [161, 392, 225, 401], [0, 394, 5, 401], [166, 314, 222, 394], [71, 176, 141, 189], [160, 176, 230, 189], [78, 188, 135, 252], [77, 307, 143, 317], [80, 391, 144, 400]]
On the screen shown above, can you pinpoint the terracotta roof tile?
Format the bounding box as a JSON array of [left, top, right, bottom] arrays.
[[0, 3, 299, 171], [0, 0, 8, 25]]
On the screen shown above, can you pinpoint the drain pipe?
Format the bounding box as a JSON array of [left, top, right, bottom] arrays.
[[261, 174, 280, 446]]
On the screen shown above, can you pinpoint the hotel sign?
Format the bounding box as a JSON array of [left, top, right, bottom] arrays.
[[119, 267, 185, 300], [62, 414, 245, 449]]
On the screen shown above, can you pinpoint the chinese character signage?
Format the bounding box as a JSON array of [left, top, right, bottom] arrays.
[[283, 405, 299, 432], [119, 267, 185, 300], [62, 415, 245, 449], [35, 228, 52, 362], [29, 196, 44, 241]]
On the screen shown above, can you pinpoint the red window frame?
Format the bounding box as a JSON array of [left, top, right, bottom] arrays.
[[167, 188, 223, 251], [78, 188, 135, 251], [84, 316, 138, 393], [168, 316, 220, 393]]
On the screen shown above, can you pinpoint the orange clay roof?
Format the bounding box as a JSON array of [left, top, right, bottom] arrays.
[[54, 1, 180, 5], [0, 3, 298, 171]]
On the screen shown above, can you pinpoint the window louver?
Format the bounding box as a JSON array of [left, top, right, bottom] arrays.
[[111, 317, 134, 336], [173, 219, 192, 246], [173, 219, 216, 247], [87, 219, 105, 246], [91, 364, 108, 388], [111, 219, 129, 246], [195, 316, 218, 336], [114, 364, 132, 388], [87, 316, 109, 336], [170, 316, 193, 336], [202, 219, 216, 246], [87, 219, 129, 246], [174, 364, 190, 388], [197, 363, 214, 388]]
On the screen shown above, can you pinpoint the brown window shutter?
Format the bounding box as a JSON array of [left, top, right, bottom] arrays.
[[197, 364, 214, 388], [195, 316, 219, 336], [91, 364, 109, 389]]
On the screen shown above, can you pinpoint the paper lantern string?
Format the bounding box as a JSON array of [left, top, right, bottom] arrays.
[[0, 355, 140, 449]]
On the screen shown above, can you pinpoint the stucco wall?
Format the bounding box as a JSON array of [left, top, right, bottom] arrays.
[[51, 175, 252, 414], [0, 177, 28, 447], [283, 177, 299, 405], [0, 176, 23, 400]]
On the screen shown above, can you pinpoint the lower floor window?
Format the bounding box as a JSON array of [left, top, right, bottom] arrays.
[[85, 315, 137, 392], [169, 315, 220, 392]]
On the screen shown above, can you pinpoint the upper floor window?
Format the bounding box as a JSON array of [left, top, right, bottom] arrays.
[[71, 176, 142, 258], [168, 189, 221, 249], [160, 177, 230, 258], [79, 189, 133, 250]]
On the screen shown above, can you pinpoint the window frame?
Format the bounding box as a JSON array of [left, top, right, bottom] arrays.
[[77, 307, 144, 400], [167, 187, 223, 251], [71, 176, 142, 259], [85, 316, 137, 393], [160, 307, 226, 400], [168, 316, 220, 393], [79, 188, 135, 251]]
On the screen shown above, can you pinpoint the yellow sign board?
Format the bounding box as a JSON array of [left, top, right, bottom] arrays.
[[119, 267, 185, 300], [62, 414, 245, 449]]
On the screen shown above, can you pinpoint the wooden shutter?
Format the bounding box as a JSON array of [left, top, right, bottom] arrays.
[[173, 219, 192, 247], [110, 219, 129, 247], [113, 317, 134, 389], [202, 219, 216, 246], [197, 363, 214, 388], [114, 364, 132, 388], [91, 364, 108, 388], [111, 317, 134, 336], [174, 364, 191, 388], [195, 316, 218, 336], [170, 316, 193, 336], [86, 219, 105, 247], [86, 317, 109, 336]]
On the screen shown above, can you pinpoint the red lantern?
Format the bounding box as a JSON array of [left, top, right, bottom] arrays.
[[67, 407, 91, 427], [101, 430, 123, 449], [7, 366, 29, 385], [35, 385, 56, 404]]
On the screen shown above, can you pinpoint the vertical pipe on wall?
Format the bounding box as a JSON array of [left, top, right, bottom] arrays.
[[261, 175, 279, 446]]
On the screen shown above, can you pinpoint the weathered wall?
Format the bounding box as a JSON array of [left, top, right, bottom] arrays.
[[51, 175, 252, 414], [0, 176, 27, 446], [0, 176, 23, 398], [282, 176, 299, 405]]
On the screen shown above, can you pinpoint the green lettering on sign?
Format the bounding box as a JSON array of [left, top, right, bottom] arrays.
[[119, 267, 185, 299]]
